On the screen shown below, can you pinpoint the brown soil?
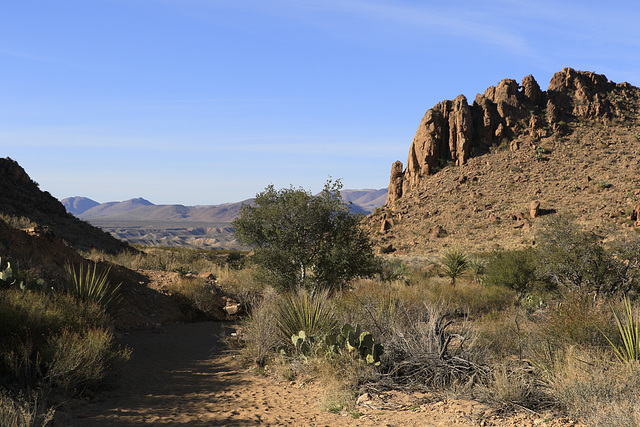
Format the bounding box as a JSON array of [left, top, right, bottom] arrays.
[[56, 321, 579, 427]]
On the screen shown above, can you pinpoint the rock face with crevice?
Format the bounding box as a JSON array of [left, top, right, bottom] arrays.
[[388, 68, 640, 203]]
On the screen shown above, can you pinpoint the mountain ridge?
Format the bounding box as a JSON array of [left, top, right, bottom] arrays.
[[62, 188, 387, 223]]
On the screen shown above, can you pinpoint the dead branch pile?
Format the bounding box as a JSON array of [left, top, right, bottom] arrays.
[[372, 303, 488, 391]]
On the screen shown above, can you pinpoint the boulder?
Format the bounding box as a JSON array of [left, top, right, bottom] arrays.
[[529, 201, 541, 218], [428, 225, 446, 240]]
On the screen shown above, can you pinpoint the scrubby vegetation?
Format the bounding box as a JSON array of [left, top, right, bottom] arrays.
[[228, 216, 640, 425], [5, 197, 640, 426], [0, 259, 130, 426]]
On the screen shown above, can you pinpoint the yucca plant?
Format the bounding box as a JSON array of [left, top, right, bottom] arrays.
[[275, 287, 337, 347], [468, 256, 486, 280], [64, 263, 122, 310], [602, 297, 640, 364], [440, 248, 469, 286]]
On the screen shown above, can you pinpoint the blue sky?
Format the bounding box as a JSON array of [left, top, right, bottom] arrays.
[[2, 1, 640, 205]]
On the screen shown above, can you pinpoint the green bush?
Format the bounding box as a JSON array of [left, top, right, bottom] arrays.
[[536, 217, 618, 294], [484, 249, 539, 294], [233, 179, 379, 293]]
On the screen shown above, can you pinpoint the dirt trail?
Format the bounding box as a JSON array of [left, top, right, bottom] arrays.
[[57, 322, 573, 427]]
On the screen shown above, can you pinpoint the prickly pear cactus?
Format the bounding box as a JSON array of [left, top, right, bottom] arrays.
[[332, 323, 383, 365]]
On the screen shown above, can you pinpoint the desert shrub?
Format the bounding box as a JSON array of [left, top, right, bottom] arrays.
[[215, 265, 264, 313], [378, 258, 411, 283], [0, 289, 109, 341], [484, 248, 539, 294], [608, 236, 640, 295], [375, 302, 488, 391], [64, 263, 122, 310], [548, 346, 640, 427], [536, 216, 619, 294], [167, 277, 225, 321], [45, 327, 129, 392], [0, 214, 37, 231], [537, 291, 617, 350], [88, 246, 246, 276], [476, 306, 534, 362]]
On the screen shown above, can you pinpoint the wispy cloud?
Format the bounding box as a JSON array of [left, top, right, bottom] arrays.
[[0, 47, 82, 69]]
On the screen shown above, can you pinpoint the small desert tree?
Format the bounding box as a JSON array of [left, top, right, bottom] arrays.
[[232, 179, 379, 293]]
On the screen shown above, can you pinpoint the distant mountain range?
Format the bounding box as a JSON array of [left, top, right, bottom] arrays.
[[61, 189, 388, 222]]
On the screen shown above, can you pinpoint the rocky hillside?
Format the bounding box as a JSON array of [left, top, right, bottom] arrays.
[[370, 68, 640, 256], [0, 157, 135, 255]]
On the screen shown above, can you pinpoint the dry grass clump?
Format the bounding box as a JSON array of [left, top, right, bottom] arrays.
[[475, 306, 535, 362], [241, 288, 281, 366], [422, 280, 517, 318], [548, 347, 640, 427], [0, 390, 54, 427], [477, 361, 548, 410], [537, 291, 618, 349]]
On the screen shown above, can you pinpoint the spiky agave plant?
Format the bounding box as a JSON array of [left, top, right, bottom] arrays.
[[440, 248, 469, 286], [602, 297, 640, 364], [274, 287, 337, 347], [64, 263, 122, 310]]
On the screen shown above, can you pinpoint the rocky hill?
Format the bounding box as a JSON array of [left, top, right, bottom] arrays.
[[370, 68, 640, 256], [0, 158, 135, 255]]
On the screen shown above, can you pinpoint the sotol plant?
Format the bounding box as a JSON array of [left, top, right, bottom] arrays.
[[602, 297, 640, 363], [64, 263, 122, 310]]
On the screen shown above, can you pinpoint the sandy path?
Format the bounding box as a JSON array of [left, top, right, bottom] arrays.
[[57, 322, 570, 427]]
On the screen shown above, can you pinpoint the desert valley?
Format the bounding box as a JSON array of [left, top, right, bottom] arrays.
[[4, 68, 640, 427]]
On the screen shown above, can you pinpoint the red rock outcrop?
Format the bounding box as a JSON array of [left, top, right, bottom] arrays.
[[387, 68, 640, 204], [386, 160, 405, 205]]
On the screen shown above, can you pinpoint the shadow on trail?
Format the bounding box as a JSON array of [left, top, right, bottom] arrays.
[[62, 321, 256, 426]]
